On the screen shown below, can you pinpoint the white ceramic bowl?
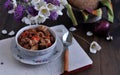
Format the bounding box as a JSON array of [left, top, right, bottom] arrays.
[[15, 25, 57, 57]]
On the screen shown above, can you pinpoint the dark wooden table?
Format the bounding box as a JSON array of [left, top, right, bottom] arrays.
[[0, 0, 120, 75]]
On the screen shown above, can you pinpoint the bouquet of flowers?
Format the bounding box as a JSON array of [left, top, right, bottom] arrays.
[[4, 0, 67, 25]]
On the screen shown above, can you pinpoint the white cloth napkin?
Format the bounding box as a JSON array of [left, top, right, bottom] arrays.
[[0, 25, 92, 75]]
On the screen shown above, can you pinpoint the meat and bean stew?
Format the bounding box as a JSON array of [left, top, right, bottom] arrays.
[[18, 26, 55, 50]]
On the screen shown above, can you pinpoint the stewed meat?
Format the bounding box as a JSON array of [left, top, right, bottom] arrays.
[[18, 26, 55, 50]]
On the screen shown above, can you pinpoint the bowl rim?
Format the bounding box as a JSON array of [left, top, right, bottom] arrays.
[[15, 25, 57, 53]]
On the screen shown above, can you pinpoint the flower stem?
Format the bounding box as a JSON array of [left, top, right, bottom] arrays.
[[65, 4, 78, 26]]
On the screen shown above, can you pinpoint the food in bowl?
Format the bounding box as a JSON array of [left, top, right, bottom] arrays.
[[67, 0, 101, 23], [15, 25, 57, 57], [18, 25, 55, 50], [68, 0, 98, 10]]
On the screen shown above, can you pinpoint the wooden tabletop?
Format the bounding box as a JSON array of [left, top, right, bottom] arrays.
[[0, 0, 120, 75]]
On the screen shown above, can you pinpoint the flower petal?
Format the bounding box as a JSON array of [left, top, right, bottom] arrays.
[[90, 41, 102, 53], [8, 9, 14, 14], [12, 0, 17, 8], [8, 30, 15, 36], [86, 31, 93, 36], [60, 0, 68, 5], [1, 30, 8, 35], [31, 0, 41, 5], [47, 3, 57, 10], [90, 48, 97, 54]]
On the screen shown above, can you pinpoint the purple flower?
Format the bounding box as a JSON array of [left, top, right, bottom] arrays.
[[27, 6, 38, 16], [49, 11, 58, 20], [14, 5, 24, 21], [45, 0, 60, 6], [23, 0, 29, 2], [4, 0, 13, 10]]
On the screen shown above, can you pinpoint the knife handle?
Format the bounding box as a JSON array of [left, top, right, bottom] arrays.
[[64, 49, 69, 72]]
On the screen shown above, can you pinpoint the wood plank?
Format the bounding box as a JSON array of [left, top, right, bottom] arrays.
[[99, 40, 118, 75], [0, 0, 120, 75], [0, 0, 5, 5]]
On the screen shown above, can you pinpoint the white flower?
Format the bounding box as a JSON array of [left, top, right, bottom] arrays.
[[37, 16, 47, 23], [56, 10, 63, 15], [22, 17, 32, 25], [32, 15, 47, 24], [6, 0, 65, 25], [22, 15, 37, 25], [60, 0, 68, 5], [12, 0, 17, 8], [90, 41, 101, 54], [31, 0, 41, 5], [56, 4, 64, 15], [34, 0, 47, 10], [47, 3, 57, 11], [38, 6, 50, 17]]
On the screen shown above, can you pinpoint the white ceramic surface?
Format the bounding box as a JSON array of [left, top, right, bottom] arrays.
[[15, 25, 57, 57], [11, 38, 63, 65]]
